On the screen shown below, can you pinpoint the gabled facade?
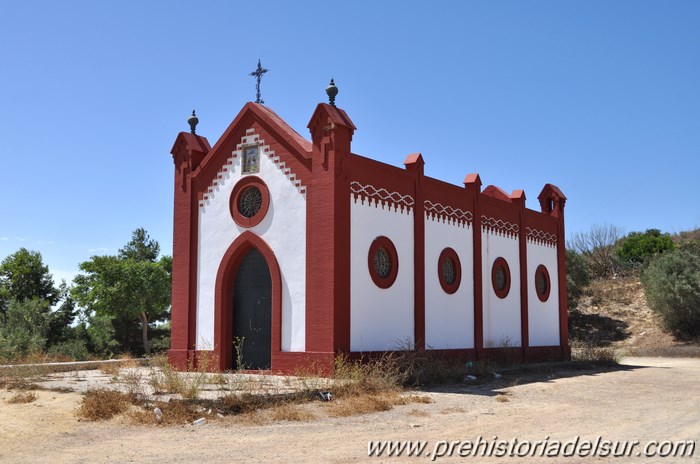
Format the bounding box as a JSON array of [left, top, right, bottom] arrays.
[[169, 100, 569, 373]]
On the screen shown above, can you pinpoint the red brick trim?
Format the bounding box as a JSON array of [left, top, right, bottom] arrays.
[[491, 257, 511, 299], [535, 264, 552, 302], [438, 247, 462, 294], [368, 236, 399, 289], [213, 231, 282, 371], [229, 176, 270, 228]]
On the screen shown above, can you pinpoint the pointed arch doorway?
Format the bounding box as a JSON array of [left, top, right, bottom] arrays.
[[214, 231, 282, 372], [232, 248, 272, 369]]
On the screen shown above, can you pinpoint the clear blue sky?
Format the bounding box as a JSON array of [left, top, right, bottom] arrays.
[[1, 1, 699, 285]]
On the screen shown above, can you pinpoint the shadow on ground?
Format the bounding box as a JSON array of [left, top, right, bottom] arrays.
[[568, 310, 629, 346], [422, 361, 650, 398]]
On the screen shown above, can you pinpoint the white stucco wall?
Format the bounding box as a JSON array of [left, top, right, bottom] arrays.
[[424, 218, 474, 349], [527, 242, 560, 346], [350, 199, 414, 351], [195, 130, 306, 351], [482, 231, 521, 348]]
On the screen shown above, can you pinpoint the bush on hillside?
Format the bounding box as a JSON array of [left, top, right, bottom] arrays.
[[566, 249, 590, 309], [641, 244, 700, 338], [617, 229, 674, 266]]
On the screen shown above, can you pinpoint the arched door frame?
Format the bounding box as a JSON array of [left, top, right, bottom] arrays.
[[214, 231, 282, 370]]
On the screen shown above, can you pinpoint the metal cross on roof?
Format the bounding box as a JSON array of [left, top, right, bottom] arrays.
[[249, 59, 268, 104]]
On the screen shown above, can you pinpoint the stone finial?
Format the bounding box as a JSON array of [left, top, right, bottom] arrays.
[[188, 110, 199, 134], [326, 79, 338, 106]]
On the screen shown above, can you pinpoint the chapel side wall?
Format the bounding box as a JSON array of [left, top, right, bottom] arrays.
[[422, 176, 476, 350], [524, 210, 561, 347], [195, 125, 307, 352], [480, 196, 521, 348], [424, 218, 474, 349], [347, 157, 415, 352]]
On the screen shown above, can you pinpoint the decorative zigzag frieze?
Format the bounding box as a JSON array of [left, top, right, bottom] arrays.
[[481, 215, 520, 239], [424, 200, 473, 227], [526, 227, 557, 247], [199, 128, 306, 208], [350, 181, 414, 214]]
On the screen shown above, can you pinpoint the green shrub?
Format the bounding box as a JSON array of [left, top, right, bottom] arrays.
[[0, 298, 50, 360], [46, 338, 91, 361], [566, 249, 590, 310], [641, 246, 700, 338], [617, 229, 674, 266]]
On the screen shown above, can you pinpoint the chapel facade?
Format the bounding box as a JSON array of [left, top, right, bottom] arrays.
[[168, 90, 569, 373]]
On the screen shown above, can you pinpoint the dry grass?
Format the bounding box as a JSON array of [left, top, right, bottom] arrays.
[[218, 392, 273, 414], [571, 340, 619, 363], [128, 400, 202, 426], [7, 391, 37, 404], [147, 355, 210, 400], [0, 363, 49, 391], [76, 389, 134, 421], [496, 394, 510, 403], [269, 404, 315, 422], [408, 409, 429, 417], [326, 392, 397, 417], [332, 353, 405, 397], [235, 410, 268, 426], [407, 395, 433, 404], [99, 362, 121, 377]]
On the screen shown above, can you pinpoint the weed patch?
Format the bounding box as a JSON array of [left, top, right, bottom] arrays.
[[7, 391, 37, 404], [269, 404, 315, 422], [76, 389, 134, 421], [128, 400, 202, 426], [571, 341, 619, 363]]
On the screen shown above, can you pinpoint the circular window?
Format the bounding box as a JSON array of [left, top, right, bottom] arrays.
[[535, 264, 551, 302], [438, 247, 461, 294], [230, 176, 270, 228], [238, 186, 263, 218], [368, 236, 398, 288], [491, 257, 511, 299]]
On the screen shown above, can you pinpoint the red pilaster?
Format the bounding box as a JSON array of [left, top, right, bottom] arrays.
[[464, 174, 483, 357], [306, 104, 356, 356], [512, 190, 529, 356], [538, 184, 569, 359], [404, 154, 425, 350], [168, 133, 210, 369]]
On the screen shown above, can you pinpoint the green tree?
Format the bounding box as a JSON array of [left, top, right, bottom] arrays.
[[118, 228, 160, 262], [617, 229, 674, 265], [46, 282, 78, 347], [0, 248, 58, 313], [72, 230, 171, 355]]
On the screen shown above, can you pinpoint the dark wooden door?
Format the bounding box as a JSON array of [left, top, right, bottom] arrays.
[[232, 248, 272, 369]]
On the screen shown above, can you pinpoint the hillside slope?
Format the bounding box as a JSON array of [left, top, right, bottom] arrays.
[[569, 276, 700, 357]]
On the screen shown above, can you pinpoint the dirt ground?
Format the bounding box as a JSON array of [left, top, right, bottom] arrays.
[[1, 357, 698, 463]]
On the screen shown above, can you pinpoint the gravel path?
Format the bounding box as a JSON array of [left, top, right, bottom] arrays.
[[1, 357, 698, 463]]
